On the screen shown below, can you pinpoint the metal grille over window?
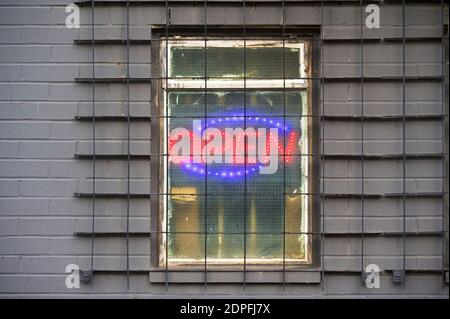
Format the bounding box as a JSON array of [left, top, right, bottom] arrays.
[[69, 0, 449, 294]]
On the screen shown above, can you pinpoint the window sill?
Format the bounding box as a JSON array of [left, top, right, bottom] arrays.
[[149, 270, 321, 284]]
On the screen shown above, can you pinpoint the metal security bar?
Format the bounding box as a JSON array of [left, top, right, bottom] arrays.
[[401, 0, 407, 288], [359, 0, 365, 284], [281, 0, 287, 291], [164, 0, 169, 291], [72, 0, 449, 296], [320, 0, 325, 293], [242, 0, 247, 290], [90, 0, 96, 288], [126, 0, 131, 290], [440, 0, 448, 288], [203, 0, 208, 290]]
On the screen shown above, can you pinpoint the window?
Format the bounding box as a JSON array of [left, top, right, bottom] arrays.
[[159, 38, 312, 266]]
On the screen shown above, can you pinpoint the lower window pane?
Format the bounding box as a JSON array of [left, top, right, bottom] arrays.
[[164, 90, 309, 264]]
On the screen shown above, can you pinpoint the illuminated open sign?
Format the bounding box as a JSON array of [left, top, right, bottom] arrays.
[[169, 115, 299, 178]]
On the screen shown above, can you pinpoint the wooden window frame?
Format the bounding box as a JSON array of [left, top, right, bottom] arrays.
[[150, 27, 321, 272]]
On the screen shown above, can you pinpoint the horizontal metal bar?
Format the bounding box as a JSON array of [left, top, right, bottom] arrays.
[[75, 192, 151, 198], [324, 193, 447, 199], [384, 192, 445, 198], [75, 39, 152, 45], [383, 37, 449, 42], [87, 269, 447, 275], [75, 0, 384, 7], [74, 114, 447, 121], [323, 153, 445, 159], [74, 192, 447, 198], [75, 77, 151, 83], [75, 76, 446, 83], [75, 115, 151, 121], [324, 115, 445, 121], [74, 230, 446, 237], [74, 37, 447, 46], [74, 0, 448, 8], [75, 231, 151, 237], [74, 153, 445, 159], [323, 76, 445, 82], [75, 154, 151, 159]]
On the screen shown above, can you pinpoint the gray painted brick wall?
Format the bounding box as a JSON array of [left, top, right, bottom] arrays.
[[0, 0, 448, 297]]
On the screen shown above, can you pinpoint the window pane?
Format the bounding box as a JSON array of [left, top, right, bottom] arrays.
[[169, 42, 302, 79], [165, 90, 309, 263]]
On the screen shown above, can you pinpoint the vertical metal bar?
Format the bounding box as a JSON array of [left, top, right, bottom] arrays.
[[203, 0, 208, 290], [243, 0, 247, 291], [319, 0, 326, 294], [401, 0, 407, 288], [281, 0, 287, 292], [359, 0, 365, 283], [148, 8, 153, 280], [90, 0, 96, 288], [164, 0, 169, 292], [440, 0, 447, 288], [126, 0, 131, 291]]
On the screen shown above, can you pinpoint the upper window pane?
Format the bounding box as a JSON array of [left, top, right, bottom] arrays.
[[166, 40, 306, 80]]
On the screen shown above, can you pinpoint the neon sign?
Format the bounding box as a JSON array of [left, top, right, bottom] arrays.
[[168, 115, 299, 179]]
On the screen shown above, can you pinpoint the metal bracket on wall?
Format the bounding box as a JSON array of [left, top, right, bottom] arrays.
[[80, 270, 93, 283], [392, 270, 405, 284]]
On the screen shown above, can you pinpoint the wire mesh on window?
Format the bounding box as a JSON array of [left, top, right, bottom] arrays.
[[164, 40, 310, 265], [170, 45, 301, 79]]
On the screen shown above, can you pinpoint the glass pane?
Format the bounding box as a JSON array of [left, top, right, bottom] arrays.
[[166, 90, 309, 263], [285, 234, 309, 260], [168, 232, 205, 261], [169, 42, 302, 79]]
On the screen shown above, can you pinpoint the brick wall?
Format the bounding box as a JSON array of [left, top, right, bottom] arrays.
[[0, 0, 448, 297]]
